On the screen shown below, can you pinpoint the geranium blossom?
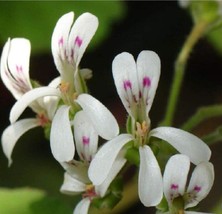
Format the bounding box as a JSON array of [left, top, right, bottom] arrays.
[[0, 38, 60, 165], [6, 12, 119, 163], [88, 51, 211, 207], [58, 111, 125, 214], [163, 154, 214, 214]]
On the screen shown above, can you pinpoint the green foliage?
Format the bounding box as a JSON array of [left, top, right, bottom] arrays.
[[207, 25, 222, 55], [190, 0, 220, 24], [0, 188, 72, 214], [0, 1, 126, 54], [91, 178, 123, 210]]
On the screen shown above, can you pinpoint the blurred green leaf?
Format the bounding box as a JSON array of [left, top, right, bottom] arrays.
[[207, 25, 222, 55], [0, 187, 72, 214], [0, 1, 126, 54]]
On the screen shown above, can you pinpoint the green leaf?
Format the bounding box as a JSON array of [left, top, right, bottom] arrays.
[[0, 187, 72, 214], [0, 1, 126, 54], [207, 25, 222, 55]]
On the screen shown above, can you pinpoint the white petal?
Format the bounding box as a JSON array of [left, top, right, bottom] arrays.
[[163, 154, 190, 204], [51, 12, 74, 75], [79, 68, 93, 80], [42, 76, 61, 120], [76, 94, 119, 140], [95, 151, 127, 197], [0, 38, 32, 100], [112, 52, 139, 119], [1, 118, 39, 166], [136, 50, 160, 116], [50, 105, 74, 162], [149, 127, 211, 165], [138, 145, 163, 207], [185, 162, 214, 208], [68, 12, 98, 69], [178, 0, 190, 8], [88, 134, 133, 185], [61, 161, 90, 184], [73, 198, 91, 214], [73, 110, 98, 162], [9, 86, 61, 123], [60, 172, 86, 195]]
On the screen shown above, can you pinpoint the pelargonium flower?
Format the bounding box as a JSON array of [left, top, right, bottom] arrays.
[[58, 111, 125, 214], [7, 12, 119, 163], [0, 38, 60, 165], [88, 51, 211, 207], [163, 154, 214, 214], [51, 11, 98, 94]]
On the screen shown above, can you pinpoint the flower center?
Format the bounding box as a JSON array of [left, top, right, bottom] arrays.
[[135, 121, 149, 146], [37, 113, 50, 127], [83, 184, 97, 200]]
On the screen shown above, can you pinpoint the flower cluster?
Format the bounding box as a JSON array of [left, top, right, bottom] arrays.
[[0, 11, 215, 214]]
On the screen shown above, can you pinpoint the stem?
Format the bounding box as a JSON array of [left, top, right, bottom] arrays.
[[162, 21, 208, 126], [181, 105, 222, 131]]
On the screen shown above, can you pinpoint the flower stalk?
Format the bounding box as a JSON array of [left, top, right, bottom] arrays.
[[162, 20, 209, 126]]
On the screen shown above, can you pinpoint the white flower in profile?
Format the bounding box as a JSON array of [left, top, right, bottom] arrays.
[[51, 11, 98, 93], [0, 38, 60, 166], [88, 51, 212, 208], [58, 111, 125, 214], [163, 154, 214, 214], [6, 12, 119, 163]]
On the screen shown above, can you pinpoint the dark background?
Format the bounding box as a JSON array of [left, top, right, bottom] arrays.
[[0, 1, 222, 213]]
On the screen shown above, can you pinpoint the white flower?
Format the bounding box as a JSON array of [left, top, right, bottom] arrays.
[[5, 12, 119, 163], [58, 111, 124, 214], [163, 154, 214, 214], [0, 38, 60, 166], [51, 11, 98, 93], [88, 51, 212, 207]]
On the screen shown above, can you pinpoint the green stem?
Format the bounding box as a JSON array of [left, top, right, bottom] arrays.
[[162, 21, 208, 126], [181, 104, 222, 131]]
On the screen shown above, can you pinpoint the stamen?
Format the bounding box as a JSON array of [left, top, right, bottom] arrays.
[[83, 184, 96, 200], [59, 82, 70, 93]]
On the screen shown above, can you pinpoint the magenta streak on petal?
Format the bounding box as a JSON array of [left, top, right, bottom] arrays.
[[194, 185, 201, 192], [58, 37, 64, 46], [16, 65, 23, 73], [143, 76, 151, 88], [171, 184, 179, 190], [123, 80, 132, 91], [82, 136, 90, 145], [75, 36, 83, 47]]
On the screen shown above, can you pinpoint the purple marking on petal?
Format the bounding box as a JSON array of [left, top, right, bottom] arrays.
[[171, 184, 178, 190], [143, 76, 151, 88], [194, 185, 201, 192], [82, 136, 90, 145], [16, 65, 23, 73], [58, 37, 64, 46], [123, 80, 132, 90], [75, 36, 83, 47]]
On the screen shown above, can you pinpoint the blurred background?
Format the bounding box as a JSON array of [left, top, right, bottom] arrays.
[[0, 1, 222, 213]]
